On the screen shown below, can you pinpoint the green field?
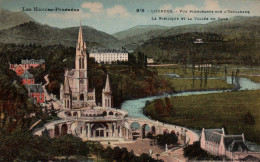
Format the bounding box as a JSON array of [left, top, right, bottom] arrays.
[[152, 65, 226, 78], [144, 90, 260, 144], [153, 64, 260, 79], [153, 65, 234, 91], [170, 79, 234, 91]]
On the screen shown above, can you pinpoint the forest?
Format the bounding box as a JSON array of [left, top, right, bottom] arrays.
[[136, 32, 260, 65], [0, 43, 174, 107]]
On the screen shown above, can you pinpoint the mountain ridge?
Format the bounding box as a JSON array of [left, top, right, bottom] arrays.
[[0, 8, 37, 30], [0, 21, 120, 48]]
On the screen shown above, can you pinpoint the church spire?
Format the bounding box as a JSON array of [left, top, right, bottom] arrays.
[[77, 21, 84, 50], [104, 73, 111, 93]]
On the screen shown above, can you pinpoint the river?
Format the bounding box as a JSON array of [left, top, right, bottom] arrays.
[[121, 76, 260, 151]]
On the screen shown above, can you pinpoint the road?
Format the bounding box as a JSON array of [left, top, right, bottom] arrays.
[[42, 74, 63, 110]]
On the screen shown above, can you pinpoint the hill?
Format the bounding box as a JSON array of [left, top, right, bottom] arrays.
[[113, 25, 171, 50], [160, 16, 260, 41], [135, 16, 260, 64], [113, 17, 260, 50], [136, 31, 260, 65], [0, 21, 120, 48], [113, 25, 170, 40], [0, 8, 37, 30]]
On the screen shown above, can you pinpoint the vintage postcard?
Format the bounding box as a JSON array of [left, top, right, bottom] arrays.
[[0, 0, 259, 161]]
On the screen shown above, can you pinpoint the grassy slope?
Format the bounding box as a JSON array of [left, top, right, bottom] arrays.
[[145, 90, 260, 144]]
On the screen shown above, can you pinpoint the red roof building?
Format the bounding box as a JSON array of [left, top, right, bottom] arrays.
[[21, 71, 35, 85]]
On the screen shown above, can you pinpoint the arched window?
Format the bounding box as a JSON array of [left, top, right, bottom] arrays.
[[80, 94, 84, 101]]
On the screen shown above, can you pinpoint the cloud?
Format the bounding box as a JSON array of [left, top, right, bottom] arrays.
[[175, 4, 199, 11], [106, 5, 130, 17], [204, 0, 221, 10], [81, 2, 104, 13], [81, 2, 131, 18], [244, 1, 260, 15], [160, 4, 173, 11], [175, 5, 199, 17], [47, 2, 131, 22], [47, 10, 91, 20]]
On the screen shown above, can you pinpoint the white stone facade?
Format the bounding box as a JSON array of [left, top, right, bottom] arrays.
[[89, 48, 128, 64], [199, 128, 256, 160]]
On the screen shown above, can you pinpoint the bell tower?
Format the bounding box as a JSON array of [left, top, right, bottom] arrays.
[[75, 22, 89, 102]]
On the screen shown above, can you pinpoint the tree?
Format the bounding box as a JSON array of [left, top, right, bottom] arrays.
[[165, 97, 175, 117], [92, 142, 103, 162], [156, 132, 178, 147], [146, 132, 154, 140], [139, 153, 157, 162], [183, 141, 223, 160], [231, 71, 234, 84], [204, 69, 208, 87], [154, 99, 165, 117], [244, 111, 255, 125]]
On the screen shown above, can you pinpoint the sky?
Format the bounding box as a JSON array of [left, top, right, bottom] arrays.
[[0, 0, 259, 34]]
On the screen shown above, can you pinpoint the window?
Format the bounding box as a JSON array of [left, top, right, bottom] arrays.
[[82, 58, 84, 69], [79, 58, 81, 69]]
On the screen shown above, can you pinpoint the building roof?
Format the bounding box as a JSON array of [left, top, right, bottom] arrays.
[[204, 128, 223, 141], [90, 48, 128, 54], [224, 135, 244, 149], [21, 70, 34, 79], [227, 140, 248, 152], [240, 155, 260, 161], [21, 59, 45, 64], [208, 132, 222, 144], [26, 84, 44, 93]]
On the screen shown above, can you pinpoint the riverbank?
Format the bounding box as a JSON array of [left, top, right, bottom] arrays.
[[144, 90, 260, 145], [240, 75, 260, 83]]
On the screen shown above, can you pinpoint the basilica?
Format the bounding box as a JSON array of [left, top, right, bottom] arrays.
[[59, 24, 112, 109], [34, 24, 190, 147]]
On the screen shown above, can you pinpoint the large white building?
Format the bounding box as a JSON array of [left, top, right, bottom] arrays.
[[89, 48, 128, 64]]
